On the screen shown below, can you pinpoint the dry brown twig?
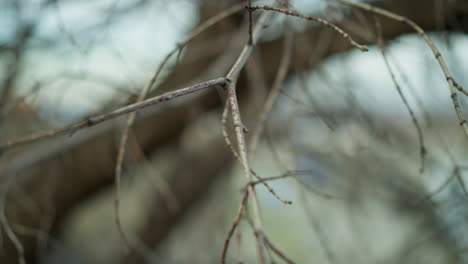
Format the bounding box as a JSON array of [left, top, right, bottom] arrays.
[[222, 101, 241, 161], [223, 100, 290, 207], [222, 10, 272, 264], [0, 78, 226, 155], [222, 21, 294, 206], [248, 5, 369, 52], [0, 2, 251, 155], [224, 103, 294, 205], [338, 0, 468, 138], [249, 170, 292, 205], [0, 2, 368, 156], [382, 53, 468, 200], [221, 5, 370, 260], [387, 56, 468, 203], [221, 9, 306, 263], [112, 2, 251, 250], [226, 69, 270, 264], [248, 170, 339, 206], [248, 170, 313, 186], [223, 99, 289, 207], [221, 190, 249, 264], [2, 2, 442, 263]]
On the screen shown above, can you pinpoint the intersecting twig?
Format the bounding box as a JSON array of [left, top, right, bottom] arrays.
[[112, 2, 248, 249], [248, 5, 369, 52], [388, 56, 468, 202], [0, 3, 250, 155], [225, 79, 269, 263], [248, 170, 313, 186], [222, 10, 272, 264], [0, 78, 226, 155], [222, 101, 241, 161], [338, 0, 468, 138], [249, 170, 292, 205]]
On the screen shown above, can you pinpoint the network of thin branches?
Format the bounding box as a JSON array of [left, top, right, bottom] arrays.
[[0, 0, 468, 263]]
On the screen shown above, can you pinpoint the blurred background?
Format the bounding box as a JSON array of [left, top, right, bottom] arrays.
[[1, 0, 468, 263]]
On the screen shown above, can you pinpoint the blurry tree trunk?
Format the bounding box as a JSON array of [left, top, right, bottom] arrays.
[[0, 0, 467, 263]]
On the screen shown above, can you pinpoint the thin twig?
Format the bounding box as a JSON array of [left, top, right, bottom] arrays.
[[221, 190, 249, 264], [338, 0, 468, 138], [225, 80, 269, 263], [389, 56, 468, 202], [184, 2, 253, 47], [249, 170, 313, 186], [375, 17, 426, 174], [250, 170, 292, 205], [452, 79, 468, 96], [248, 5, 369, 52], [226, 97, 294, 205], [223, 10, 272, 264], [114, 3, 252, 247], [0, 78, 226, 154], [222, 101, 241, 161], [1, 3, 248, 154]]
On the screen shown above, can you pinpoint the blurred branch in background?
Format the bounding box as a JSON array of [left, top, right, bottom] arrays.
[[0, 0, 468, 263]]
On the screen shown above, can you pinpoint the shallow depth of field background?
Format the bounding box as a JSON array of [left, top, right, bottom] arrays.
[[1, 0, 468, 263]]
